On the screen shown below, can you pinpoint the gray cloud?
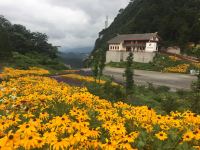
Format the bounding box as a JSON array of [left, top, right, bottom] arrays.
[[0, 0, 129, 50]]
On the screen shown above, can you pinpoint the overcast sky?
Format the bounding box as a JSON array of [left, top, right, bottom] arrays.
[[0, 0, 129, 51]]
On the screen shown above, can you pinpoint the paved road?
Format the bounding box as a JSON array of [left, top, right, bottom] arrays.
[[103, 67, 197, 91]]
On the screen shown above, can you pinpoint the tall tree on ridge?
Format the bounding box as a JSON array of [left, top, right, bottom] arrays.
[[125, 52, 134, 96]]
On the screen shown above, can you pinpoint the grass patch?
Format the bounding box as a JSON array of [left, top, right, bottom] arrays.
[[86, 80, 192, 114]]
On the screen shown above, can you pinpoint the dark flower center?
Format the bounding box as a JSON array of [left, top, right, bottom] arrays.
[[193, 131, 198, 134], [38, 140, 42, 143], [8, 135, 14, 140], [124, 140, 128, 143]]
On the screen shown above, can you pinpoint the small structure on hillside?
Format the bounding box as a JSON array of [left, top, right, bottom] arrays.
[[166, 46, 181, 55], [106, 32, 160, 63]]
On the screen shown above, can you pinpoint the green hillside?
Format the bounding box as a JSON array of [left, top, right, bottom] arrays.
[[92, 0, 200, 55], [0, 15, 67, 70]]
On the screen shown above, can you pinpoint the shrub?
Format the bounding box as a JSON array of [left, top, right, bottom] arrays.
[[160, 95, 180, 113]]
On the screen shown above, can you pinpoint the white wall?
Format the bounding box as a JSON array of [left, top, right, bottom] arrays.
[[109, 44, 120, 51], [109, 42, 126, 51], [106, 51, 156, 63]]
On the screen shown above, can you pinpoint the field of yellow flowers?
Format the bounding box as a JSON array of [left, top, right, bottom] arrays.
[[62, 74, 106, 84], [163, 56, 200, 73], [163, 64, 190, 73], [0, 68, 200, 150]]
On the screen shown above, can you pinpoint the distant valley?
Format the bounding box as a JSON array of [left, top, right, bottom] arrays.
[[59, 47, 92, 68]]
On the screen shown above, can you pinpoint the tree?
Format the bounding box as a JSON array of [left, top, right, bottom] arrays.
[[191, 50, 200, 114], [161, 95, 179, 114], [92, 0, 200, 55], [98, 49, 106, 83], [91, 58, 99, 83], [0, 16, 58, 58], [125, 52, 134, 95], [91, 49, 106, 83], [118, 9, 124, 14], [0, 15, 64, 70], [191, 73, 200, 114], [0, 16, 12, 59], [190, 22, 200, 46]]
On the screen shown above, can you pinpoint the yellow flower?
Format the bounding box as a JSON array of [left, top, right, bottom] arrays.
[[163, 64, 190, 73], [51, 138, 70, 150], [39, 112, 49, 120], [155, 131, 168, 141], [88, 129, 100, 138], [193, 129, 200, 140], [193, 146, 200, 150], [61, 74, 118, 86], [20, 134, 40, 150], [23, 113, 35, 119], [1, 67, 200, 149], [182, 131, 194, 142], [35, 138, 45, 149], [169, 56, 180, 61], [192, 63, 200, 69], [0, 91, 3, 98], [43, 131, 57, 143], [0, 131, 20, 149], [74, 131, 89, 142], [17, 123, 37, 135], [102, 140, 118, 150]]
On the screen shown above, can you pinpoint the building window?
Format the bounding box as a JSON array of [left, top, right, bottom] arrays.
[[126, 47, 131, 52]]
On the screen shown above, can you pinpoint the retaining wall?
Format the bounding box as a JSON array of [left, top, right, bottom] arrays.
[[106, 51, 156, 63]]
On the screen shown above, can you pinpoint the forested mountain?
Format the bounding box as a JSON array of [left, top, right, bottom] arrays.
[[0, 15, 66, 70], [92, 0, 200, 55], [59, 51, 90, 68]]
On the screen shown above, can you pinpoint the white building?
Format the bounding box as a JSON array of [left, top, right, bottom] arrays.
[[106, 32, 160, 63]]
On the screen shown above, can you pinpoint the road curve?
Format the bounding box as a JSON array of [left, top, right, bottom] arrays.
[[103, 67, 197, 91]]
